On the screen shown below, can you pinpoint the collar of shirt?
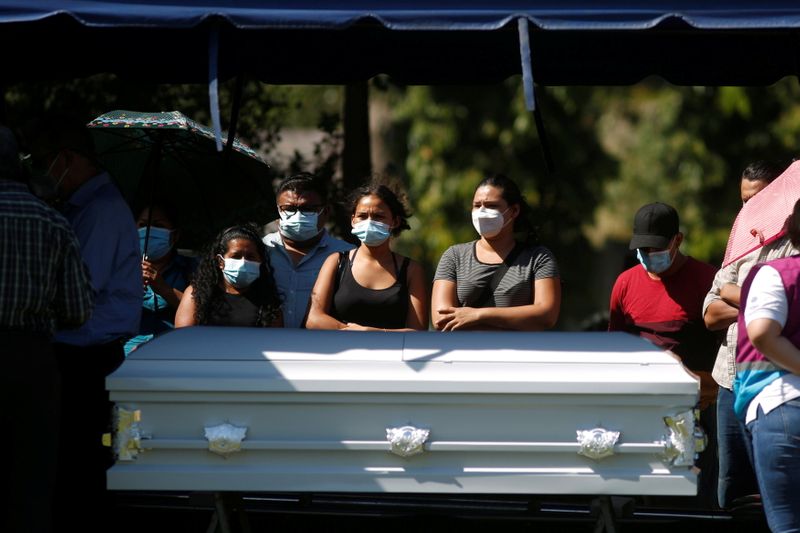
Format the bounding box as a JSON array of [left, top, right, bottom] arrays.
[[266, 228, 333, 267], [65, 172, 113, 209], [0, 178, 30, 193]]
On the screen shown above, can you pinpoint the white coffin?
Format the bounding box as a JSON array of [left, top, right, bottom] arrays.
[[106, 328, 701, 495]]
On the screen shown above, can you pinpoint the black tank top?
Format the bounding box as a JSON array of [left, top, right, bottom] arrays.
[[207, 292, 262, 327], [330, 249, 410, 329]]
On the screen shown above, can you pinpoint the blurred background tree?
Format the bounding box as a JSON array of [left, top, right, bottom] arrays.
[[5, 75, 800, 328]]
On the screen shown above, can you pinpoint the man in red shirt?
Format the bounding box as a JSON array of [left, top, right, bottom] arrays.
[[609, 202, 720, 505]]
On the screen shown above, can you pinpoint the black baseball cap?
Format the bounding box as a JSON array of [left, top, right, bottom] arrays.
[[629, 202, 679, 250]]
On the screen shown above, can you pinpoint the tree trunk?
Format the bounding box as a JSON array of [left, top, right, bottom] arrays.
[[342, 81, 371, 190]]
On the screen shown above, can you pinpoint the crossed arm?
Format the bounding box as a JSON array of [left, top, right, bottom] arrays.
[[431, 277, 560, 331]]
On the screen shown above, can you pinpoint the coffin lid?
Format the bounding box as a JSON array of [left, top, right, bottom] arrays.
[[110, 328, 699, 395]]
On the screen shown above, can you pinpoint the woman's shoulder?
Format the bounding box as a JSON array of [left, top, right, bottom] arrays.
[[517, 242, 556, 259], [516, 243, 560, 276], [395, 254, 423, 272], [442, 240, 478, 257]]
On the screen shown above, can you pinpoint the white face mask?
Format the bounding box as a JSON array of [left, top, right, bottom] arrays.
[[471, 207, 509, 238]]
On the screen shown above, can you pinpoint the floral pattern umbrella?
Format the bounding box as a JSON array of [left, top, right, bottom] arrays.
[[88, 110, 275, 249]]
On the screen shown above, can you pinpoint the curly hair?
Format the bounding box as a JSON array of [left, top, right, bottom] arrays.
[[347, 182, 412, 237], [191, 224, 281, 326]]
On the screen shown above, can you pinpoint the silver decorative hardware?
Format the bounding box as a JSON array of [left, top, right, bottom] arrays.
[[386, 425, 430, 457], [205, 423, 248, 457], [113, 407, 143, 461], [662, 409, 703, 466], [576, 427, 620, 460]]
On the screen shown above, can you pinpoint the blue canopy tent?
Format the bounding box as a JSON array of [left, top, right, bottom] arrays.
[[3, 2, 800, 86], [4, 2, 800, 166], [6, 2, 800, 527]]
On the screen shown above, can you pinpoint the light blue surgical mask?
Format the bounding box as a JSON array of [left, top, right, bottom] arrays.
[[278, 210, 320, 242], [219, 256, 261, 288], [351, 219, 392, 246], [636, 246, 673, 274], [139, 226, 173, 260]]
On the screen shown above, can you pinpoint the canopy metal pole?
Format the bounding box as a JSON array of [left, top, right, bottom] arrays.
[[517, 18, 536, 112], [533, 92, 555, 174], [224, 74, 245, 161], [208, 23, 223, 152], [518, 17, 555, 174]]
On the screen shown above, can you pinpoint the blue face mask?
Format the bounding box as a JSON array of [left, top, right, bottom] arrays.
[[278, 210, 320, 242], [351, 219, 392, 246], [219, 256, 261, 288], [636, 246, 673, 274], [139, 226, 173, 260]]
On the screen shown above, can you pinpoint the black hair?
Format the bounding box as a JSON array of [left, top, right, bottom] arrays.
[[277, 172, 329, 203], [191, 224, 281, 327], [742, 161, 782, 184], [788, 199, 800, 249], [476, 173, 539, 244], [136, 202, 182, 229], [347, 182, 412, 237]]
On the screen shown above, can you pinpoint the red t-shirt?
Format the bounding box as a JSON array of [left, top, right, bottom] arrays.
[[608, 256, 719, 372]]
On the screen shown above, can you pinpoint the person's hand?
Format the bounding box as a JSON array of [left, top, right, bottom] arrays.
[[342, 322, 370, 331], [435, 306, 481, 331], [142, 258, 167, 293]]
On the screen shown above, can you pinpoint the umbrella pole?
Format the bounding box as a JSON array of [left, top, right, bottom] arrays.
[[224, 74, 245, 161], [143, 134, 163, 313]]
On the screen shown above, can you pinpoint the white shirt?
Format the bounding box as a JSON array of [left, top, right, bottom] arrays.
[[743, 265, 800, 424]]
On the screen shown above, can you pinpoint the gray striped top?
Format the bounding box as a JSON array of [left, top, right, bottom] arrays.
[[434, 241, 560, 307]]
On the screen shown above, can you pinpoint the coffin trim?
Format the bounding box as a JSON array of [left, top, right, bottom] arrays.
[[204, 423, 248, 457], [386, 426, 430, 457], [113, 407, 144, 461], [135, 438, 672, 455], [576, 427, 621, 460]]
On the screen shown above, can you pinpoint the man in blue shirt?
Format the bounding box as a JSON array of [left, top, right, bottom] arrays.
[[30, 114, 140, 531], [263, 173, 353, 328]]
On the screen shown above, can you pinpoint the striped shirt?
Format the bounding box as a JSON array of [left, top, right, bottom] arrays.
[[0, 179, 94, 336], [434, 240, 559, 307]]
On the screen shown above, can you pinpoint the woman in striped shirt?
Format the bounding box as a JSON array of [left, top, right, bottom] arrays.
[[432, 174, 561, 331]]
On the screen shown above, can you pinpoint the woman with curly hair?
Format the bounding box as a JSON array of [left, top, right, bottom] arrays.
[[175, 225, 282, 327], [306, 183, 428, 331]]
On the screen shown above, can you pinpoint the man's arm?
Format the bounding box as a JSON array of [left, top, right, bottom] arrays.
[[703, 263, 738, 331], [704, 300, 738, 331], [719, 282, 741, 307]]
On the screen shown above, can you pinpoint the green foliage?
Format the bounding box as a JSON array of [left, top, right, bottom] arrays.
[[385, 81, 615, 323], [2, 76, 344, 241], [8, 74, 800, 327]]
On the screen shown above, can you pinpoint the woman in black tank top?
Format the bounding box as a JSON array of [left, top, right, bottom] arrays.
[[306, 183, 428, 331], [175, 225, 282, 328]]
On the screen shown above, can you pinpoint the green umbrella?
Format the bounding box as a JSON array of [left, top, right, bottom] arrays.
[[87, 110, 275, 251]]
